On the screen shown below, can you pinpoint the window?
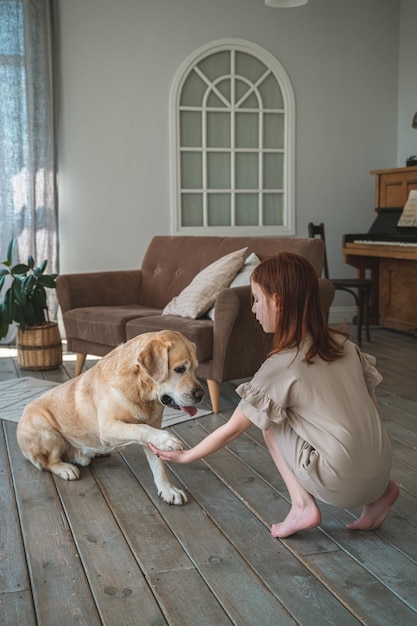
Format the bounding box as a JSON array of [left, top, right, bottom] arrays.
[[0, 0, 58, 274], [0, 0, 27, 245], [0, 0, 58, 332], [170, 39, 295, 235]]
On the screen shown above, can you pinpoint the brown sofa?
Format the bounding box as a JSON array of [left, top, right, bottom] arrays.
[[56, 236, 334, 412]]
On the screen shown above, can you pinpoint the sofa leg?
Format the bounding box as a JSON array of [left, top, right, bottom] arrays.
[[75, 353, 87, 377], [207, 379, 220, 413]]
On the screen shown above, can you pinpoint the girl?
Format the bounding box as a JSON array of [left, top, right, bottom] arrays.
[[149, 252, 399, 538]]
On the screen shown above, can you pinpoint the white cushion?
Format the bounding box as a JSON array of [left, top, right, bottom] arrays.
[[206, 252, 261, 320], [162, 247, 248, 319]]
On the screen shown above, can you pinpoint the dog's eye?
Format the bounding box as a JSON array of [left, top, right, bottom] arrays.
[[175, 366, 186, 374]]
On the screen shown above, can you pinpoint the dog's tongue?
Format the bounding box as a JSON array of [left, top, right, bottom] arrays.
[[180, 405, 198, 417]]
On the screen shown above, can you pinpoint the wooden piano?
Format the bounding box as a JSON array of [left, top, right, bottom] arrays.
[[343, 167, 417, 335]]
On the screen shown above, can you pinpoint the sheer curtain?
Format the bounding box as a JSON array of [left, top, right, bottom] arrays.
[[0, 0, 58, 320]]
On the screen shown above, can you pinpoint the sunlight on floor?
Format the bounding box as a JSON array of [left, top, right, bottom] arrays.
[[0, 346, 18, 357], [0, 342, 98, 363]]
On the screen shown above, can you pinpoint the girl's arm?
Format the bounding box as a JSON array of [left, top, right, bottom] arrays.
[[148, 407, 252, 464]]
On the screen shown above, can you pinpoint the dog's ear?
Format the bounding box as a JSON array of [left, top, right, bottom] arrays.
[[137, 338, 172, 382]]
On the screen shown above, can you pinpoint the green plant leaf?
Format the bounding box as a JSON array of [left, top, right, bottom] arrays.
[[2, 290, 15, 323], [12, 278, 26, 304], [7, 239, 15, 266], [22, 275, 35, 295], [15, 305, 26, 330], [33, 286, 47, 310], [0, 318, 9, 341], [39, 275, 57, 289], [11, 263, 29, 275], [25, 303, 35, 326]]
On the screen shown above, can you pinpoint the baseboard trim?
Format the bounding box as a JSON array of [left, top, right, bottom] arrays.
[[328, 306, 356, 325]]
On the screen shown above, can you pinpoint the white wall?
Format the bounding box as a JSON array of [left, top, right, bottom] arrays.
[[57, 0, 405, 320], [397, 0, 417, 164]]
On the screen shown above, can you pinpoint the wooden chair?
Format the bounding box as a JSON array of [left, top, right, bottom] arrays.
[[308, 222, 372, 346]]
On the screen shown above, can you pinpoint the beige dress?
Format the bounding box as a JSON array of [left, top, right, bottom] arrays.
[[236, 338, 392, 508]]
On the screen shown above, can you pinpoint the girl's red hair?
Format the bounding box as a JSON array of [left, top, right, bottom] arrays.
[[251, 252, 346, 363]]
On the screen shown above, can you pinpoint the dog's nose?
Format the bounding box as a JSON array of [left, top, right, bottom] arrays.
[[194, 388, 204, 402], [161, 394, 172, 406]]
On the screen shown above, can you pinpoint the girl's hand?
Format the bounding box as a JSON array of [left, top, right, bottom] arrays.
[[148, 442, 189, 463], [148, 407, 252, 465]]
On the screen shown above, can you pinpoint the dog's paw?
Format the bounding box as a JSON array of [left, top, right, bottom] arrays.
[[159, 485, 188, 505], [162, 437, 184, 452], [152, 432, 184, 452], [52, 462, 81, 481]]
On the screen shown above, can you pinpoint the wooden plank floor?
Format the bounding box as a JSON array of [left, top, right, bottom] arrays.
[[1, 326, 416, 625]]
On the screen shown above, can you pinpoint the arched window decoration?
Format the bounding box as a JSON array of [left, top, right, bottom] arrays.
[[170, 39, 295, 235]]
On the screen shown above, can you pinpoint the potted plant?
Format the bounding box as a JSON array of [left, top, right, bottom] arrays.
[[0, 238, 62, 370]]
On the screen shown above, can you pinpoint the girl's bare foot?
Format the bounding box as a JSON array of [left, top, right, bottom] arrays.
[[346, 481, 399, 531], [270, 501, 322, 538]]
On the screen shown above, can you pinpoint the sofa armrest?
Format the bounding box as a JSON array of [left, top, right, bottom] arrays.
[[318, 278, 335, 317], [56, 270, 143, 313], [211, 285, 271, 383]]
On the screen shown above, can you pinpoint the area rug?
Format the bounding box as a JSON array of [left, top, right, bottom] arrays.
[[0, 377, 212, 427]]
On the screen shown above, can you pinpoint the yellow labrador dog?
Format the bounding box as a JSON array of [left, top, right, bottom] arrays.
[[17, 330, 204, 504]]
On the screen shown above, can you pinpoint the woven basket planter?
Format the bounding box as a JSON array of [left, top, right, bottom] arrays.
[[17, 322, 63, 371]]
